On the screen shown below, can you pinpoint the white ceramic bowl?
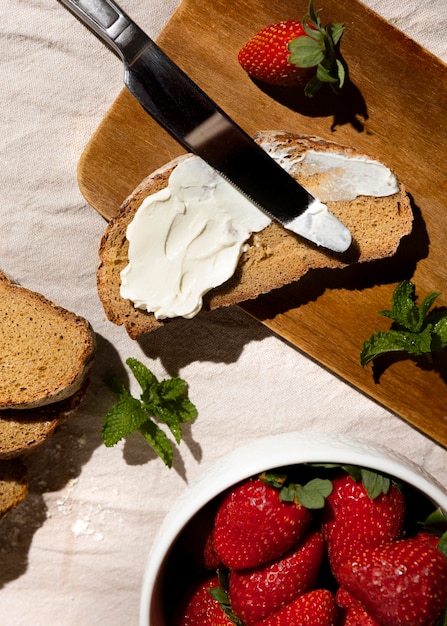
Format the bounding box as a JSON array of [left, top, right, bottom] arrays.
[[139, 431, 447, 626]]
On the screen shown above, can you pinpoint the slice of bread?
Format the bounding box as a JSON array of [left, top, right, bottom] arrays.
[[0, 378, 89, 460], [0, 272, 96, 410], [0, 458, 28, 519], [97, 131, 413, 339]]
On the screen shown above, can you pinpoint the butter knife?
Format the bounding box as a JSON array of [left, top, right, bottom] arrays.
[[59, 0, 352, 253]]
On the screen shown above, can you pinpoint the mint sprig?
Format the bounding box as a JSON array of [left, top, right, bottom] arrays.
[[102, 358, 197, 467], [360, 280, 447, 367], [288, 0, 345, 97]]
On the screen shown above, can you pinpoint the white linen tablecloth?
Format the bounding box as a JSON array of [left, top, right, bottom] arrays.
[[1, 1, 446, 624]]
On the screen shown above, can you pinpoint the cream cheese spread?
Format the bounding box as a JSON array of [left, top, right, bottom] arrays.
[[290, 149, 398, 202], [121, 147, 399, 320], [120, 156, 271, 320]]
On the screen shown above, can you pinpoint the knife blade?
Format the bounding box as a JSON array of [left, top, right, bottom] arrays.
[[59, 0, 352, 253]]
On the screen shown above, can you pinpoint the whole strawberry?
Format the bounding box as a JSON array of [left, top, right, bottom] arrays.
[[321, 472, 405, 577], [337, 538, 447, 626], [238, 0, 345, 96], [335, 586, 381, 626], [177, 577, 236, 626], [179, 501, 221, 571], [229, 529, 324, 625], [254, 588, 338, 626], [213, 477, 311, 569]]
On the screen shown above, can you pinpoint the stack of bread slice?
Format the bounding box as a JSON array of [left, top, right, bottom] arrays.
[[0, 271, 95, 517], [97, 131, 413, 339]]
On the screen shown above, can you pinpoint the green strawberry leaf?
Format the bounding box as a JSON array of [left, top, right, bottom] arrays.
[[316, 63, 338, 83], [360, 468, 391, 499], [306, 0, 321, 28], [288, 0, 345, 97], [260, 471, 288, 489], [102, 358, 197, 467], [434, 609, 447, 626], [327, 22, 344, 46], [209, 572, 245, 626], [423, 508, 447, 539], [280, 478, 332, 509], [361, 280, 447, 367], [335, 58, 346, 88], [295, 478, 333, 509], [425, 507, 447, 528], [438, 531, 447, 559], [342, 465, 391, 498], [288, 36, 325, 68]]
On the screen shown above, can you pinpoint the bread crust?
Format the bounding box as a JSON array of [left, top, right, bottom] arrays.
[[0, 458, 28, 518], [0, 378, 89, 460], [97, 132, 413, 339], [0, 272, 96, 409]]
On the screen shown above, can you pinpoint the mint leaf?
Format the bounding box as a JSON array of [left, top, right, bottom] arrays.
[[127, 357, 158, 391], [360, 280, 447, 367], [380, 280, 440, 332], [432, 313, 447, 350], [360, 326, 433, 366], [101, 358, 197, 467], [102, 389, 148, 446], [139, 419, 174, 467]]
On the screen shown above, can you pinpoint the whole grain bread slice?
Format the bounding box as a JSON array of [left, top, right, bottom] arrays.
[[0, 272, 96, 409], [0, 458, 28, 519], [0, 378, 89, 460], [97, 131, 413, 339]]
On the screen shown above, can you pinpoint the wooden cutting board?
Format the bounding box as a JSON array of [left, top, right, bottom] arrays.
[[78, 0, 447, 448]]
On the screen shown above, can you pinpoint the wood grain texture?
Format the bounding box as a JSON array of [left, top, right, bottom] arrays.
[[78, 0, 447, 447]]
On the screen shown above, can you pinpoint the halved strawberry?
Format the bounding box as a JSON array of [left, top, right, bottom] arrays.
[[253, 588, 338, 626], [337, 538, 447, 626], [238, 0, 345, 96], [321, 473, 405, 577], [213, 477, 311, 569], [229, 529, 324, 625]]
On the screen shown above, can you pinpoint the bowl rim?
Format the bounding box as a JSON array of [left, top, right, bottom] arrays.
[[139, 431, 447, 626]]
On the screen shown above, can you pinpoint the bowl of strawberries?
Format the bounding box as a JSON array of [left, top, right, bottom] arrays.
[[139, 431, 447, 626]]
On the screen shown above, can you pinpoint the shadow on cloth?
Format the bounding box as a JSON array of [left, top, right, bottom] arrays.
[[0, 334, 124, 589]]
